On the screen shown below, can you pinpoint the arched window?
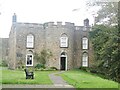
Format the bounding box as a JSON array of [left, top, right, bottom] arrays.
[[82, 37, 88, 49], [60, 34, 68, 48], [26, 50, 33, 66], [26, 54, 33, 66], [26, 34, 34, 48], [82, 53, 88, 67]]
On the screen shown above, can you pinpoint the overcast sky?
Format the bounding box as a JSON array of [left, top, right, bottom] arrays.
[[0, 0, 97, 38]]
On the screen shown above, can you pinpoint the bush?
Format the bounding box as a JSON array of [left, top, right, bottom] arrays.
[[90, 69, 97, 73], [49, 67, 58, 70], [35, 64, 45, 69], [34, 66, 58, 71], [0, 60, 8, 67], [79, 66, 89, 72]]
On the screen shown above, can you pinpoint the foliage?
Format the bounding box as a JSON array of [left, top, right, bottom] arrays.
[[35, 63, 45, 69], [34, 49, 53, 65], [17, 60, 25, 69], [0, 60, 8, 67], [34, 65, 57, 71], [86, 1, 118, 25], [89, 25, 120, 83], [2, 69, 56, 84], [79, 66, 89, 72], [49, 67, 58, 70], [59, 69, 118, 88]]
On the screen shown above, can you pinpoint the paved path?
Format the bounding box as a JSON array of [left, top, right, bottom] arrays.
[[49, 71, 74, 88], [2, 71, 76, 89], [2, 84, 74, 88]]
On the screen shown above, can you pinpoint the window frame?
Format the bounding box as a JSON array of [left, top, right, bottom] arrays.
[[82, 37, 88, 49], [60, 36, 68, 48], [82, 53, 88, 67], [26, 34, 34, 48], [26, 54, 33, 66]]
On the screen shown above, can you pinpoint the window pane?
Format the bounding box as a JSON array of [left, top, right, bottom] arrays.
[[26, 54, 33, 66], [82, 37, 88, 49], [82, 53, 88, 67], [26, 35, 34, 48], [60, 37, 68, 47], [27, 37, 32, 42], [27, 43, 33, 48]]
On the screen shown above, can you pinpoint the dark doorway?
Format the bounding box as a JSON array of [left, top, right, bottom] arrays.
[[60, 57, 66, 70]]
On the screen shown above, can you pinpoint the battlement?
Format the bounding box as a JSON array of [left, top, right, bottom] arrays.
[[44, 21, 75, 27], [75, 26, 84, 30], [15, 21, 75, 29], [16, 22, 44, 28], [12, 14, 90, 31]]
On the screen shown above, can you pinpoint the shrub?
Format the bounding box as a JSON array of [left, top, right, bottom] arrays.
[[35, 64, 45, 69], [79, 66, 89, 72], [49, 67, 58, 70], [1, 60, 8, 67]]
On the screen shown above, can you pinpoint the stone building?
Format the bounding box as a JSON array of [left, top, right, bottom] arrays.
[[0, 38, 9, 65], [8, 13, 94, 70]]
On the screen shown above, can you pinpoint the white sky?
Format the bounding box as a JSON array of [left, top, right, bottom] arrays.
[[0, 0, 96, 38]]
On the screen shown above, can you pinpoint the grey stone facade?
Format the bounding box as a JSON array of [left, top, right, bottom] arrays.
[[8, 14, 94, 70], [0, 38, 9, 65]]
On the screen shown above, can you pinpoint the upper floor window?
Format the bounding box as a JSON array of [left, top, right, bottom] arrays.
[[82, 37, 88, 49], [60, 34, 68, 48], [26, 34, 34, 48]]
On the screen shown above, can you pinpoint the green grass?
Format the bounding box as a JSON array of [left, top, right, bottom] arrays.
[[1, 69, 56, 84], [59, 69, 118, 88]]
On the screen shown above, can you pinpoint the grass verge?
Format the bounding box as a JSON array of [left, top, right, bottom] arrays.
[[59, 69, 118, 88], [2, 69, 56, 84]]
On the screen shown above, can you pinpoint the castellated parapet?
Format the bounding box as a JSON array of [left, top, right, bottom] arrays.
[[8, 14, 94, 70], [15, 21, 76, 30]]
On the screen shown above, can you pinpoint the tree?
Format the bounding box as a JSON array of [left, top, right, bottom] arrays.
[[86, 1, 118, 25], [86, 1, 119, 82], [34, 49, 53, 65], [89, 25, 120, 82]]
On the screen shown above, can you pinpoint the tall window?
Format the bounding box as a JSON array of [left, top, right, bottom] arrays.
[[82, 53, 88, 67], [26, 34, 34, 48], [60, 34, 68, 48], [26, 54, 33, 66], [82, 37, 88, 49]]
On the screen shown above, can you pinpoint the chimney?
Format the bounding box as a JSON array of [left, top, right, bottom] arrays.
[[84, 18, 89, 27], [12, 13, 17, 24]]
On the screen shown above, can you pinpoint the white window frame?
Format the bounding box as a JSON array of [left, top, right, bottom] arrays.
[[82, 37, 88, 49], [26, 34, 34, 48], [82, 53, 88, 67], [60, 37, 68, 47], [26, 54, 33, 66]]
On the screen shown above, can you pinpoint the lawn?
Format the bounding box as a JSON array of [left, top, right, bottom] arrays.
[[1, 69, 56, 84], [59, 69, 118, 88]]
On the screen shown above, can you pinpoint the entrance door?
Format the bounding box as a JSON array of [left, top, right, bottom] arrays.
[[60, 57, 66, 70]]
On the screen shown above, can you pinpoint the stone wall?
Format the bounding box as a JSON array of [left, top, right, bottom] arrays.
[[8, 25, 17, 69], [45, 22, 75, 69], [8, 20, 94, 70], [0, 38, 9, 65]]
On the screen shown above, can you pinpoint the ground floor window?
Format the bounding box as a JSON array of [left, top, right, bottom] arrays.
[[82, 53, 88, 67], [26, 54, 33, 66]]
